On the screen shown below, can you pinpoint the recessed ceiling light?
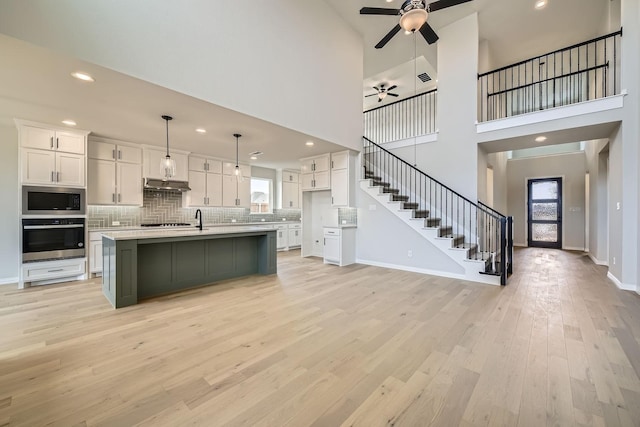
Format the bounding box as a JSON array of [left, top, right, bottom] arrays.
[[386, 0, 393, 3], [62, 120, 77, 126], [535, 136, 547, 142], [71, 71, 95, 82], [250, 156, 258, 160], [305, 141, 314, 146], [195, 128, 206, 134], [534, 0, 547, 9]]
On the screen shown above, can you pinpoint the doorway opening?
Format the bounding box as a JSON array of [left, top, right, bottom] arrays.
[[528, 177, 562, 249]]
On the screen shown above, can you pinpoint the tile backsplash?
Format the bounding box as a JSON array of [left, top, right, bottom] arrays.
[[88, 190, 301, 229], [338, 207, 358, 225]]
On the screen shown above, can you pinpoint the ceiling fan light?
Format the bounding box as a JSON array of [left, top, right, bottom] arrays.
[[379, 92, 388, 99], [399, 8, 427, 32]]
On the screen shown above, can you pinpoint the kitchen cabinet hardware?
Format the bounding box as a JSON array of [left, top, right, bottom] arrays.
[[48, 269, 64, 273], [56, 171, 60, 182], [112, 149, 116, 159]]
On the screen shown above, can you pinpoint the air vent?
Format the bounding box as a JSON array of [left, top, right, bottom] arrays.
[[417, 72, 432, 83]]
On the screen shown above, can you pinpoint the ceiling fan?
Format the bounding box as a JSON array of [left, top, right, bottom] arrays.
[[365, 84, 399, 102], [360, 0, 473, 49]]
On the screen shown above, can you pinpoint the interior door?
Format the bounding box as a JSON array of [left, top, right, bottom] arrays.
[[528, 178, 562, 249]]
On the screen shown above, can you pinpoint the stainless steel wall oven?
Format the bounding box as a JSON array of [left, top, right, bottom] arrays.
[[22, 218, 85, 262]]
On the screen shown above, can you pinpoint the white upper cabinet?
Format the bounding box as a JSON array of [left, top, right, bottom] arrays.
[[18, 122, 88, 187], [330, 150, 355, 207], [89, 140, 141, 164], [87, 138, 142, 206], [184, 154, 224, 207], [300, 154, 331, 191], [21, 126, 85, 155]]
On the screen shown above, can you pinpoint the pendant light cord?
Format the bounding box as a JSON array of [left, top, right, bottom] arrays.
[[164, 117, 170, 158]]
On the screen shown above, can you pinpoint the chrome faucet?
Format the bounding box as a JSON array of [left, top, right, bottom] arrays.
[[195, 209, 203, 231]]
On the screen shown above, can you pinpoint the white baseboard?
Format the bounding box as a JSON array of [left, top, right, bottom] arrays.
[[607, 272, 636, 292], [0, 277, 19, 285], [356, 258, 467, 281], [564, 246, 586, 251], [588, 253, 608, 266], [514, 242, 527, 247]]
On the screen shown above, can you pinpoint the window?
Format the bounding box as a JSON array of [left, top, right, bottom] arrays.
[[250, 178, 272, 213]]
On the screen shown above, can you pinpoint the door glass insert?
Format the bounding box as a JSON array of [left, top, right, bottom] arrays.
[[531, 181, 558, 200], [532, 203, 558, 221], [532, 223, 558, 242]]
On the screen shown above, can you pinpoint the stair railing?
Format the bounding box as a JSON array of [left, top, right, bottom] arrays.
[[478, 201, 514, 282], [363, 137, 513, 285], [478, 29, 622, 122]]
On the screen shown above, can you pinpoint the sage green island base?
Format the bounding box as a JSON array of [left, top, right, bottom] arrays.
[[101, 227, 277, 308]]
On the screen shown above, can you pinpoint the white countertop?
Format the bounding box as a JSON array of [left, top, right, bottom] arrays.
[[101, 225, 277, 241], [90, 221, 301, 233]]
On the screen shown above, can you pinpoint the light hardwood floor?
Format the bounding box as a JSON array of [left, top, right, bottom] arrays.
[[1, 248, 640, 426]]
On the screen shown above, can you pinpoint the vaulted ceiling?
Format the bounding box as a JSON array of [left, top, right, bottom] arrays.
[[324, 0, 614, 109]]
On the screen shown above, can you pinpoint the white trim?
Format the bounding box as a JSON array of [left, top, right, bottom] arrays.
[[564, 246, 586, 251], [356, 258, 468, 281], [607, 271, 635, 291], [514, 242, 527, 247], [380, 132, 438, 150], [588, 253, 608, 266], [0, 277, 19, 285], [476, 93, 626, 133]]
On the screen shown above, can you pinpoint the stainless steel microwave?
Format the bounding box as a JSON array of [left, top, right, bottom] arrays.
[[22, 186, 86, 215]]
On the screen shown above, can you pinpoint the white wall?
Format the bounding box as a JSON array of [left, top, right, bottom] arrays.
[[507, 152, 586, 250], [0, 0, 364, 151], [0, 125, 19, 283], [616, 0, 640, 290], [487, 151, 508, 214], [584, 139, 609, 265], [356, 190, 464, 276]]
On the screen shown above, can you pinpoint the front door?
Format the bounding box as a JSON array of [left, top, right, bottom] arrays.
[[528, 178, 562, 249]]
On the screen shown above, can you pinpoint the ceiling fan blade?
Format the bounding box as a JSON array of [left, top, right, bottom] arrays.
[[419, 22, 439, 44], [360, 7, 400, 15], [386, 85, 397, 92], [388, 93, 399, 97], [428, 0, 473, 12], [365, 94, 378, 97], [375, 24, 402, 49], [373, 86, 380, 91]]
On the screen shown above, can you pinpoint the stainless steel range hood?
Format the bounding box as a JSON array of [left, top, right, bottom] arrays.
[[143, 178, 191, 192]]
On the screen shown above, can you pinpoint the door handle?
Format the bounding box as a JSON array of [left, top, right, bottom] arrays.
[[56, 171, 60, 182], [48, 269, 64, 273], [50, 137, 54, 149], [118, 150, 122, 160], [51, 171, 55, 182], [56, 138, 59, 149], [112, 149, 116, 159]]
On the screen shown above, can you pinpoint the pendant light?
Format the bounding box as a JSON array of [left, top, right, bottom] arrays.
[[233, 133, 243, 178], [160, 115, 176, 180], [233, 133, 242, 206]]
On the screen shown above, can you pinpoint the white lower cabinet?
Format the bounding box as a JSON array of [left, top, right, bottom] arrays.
[[276, 223, 302, 251], [89, 232, 103, 275], [288, 224, 302, 248], [276, 225, 288, 250], [323, 227, 356, 266], [22, 258, 86, 286]]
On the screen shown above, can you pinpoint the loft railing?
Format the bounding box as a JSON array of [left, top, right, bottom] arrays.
[[363, 137, 513, 285], [478, 29, 622, 122], [363, 89, 437, 145]]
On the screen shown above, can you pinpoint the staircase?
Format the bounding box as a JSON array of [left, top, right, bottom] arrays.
[[361, 137, 513, 286]]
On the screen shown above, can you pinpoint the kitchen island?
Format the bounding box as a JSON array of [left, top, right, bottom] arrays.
[[101, 226, 277, 308]]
